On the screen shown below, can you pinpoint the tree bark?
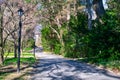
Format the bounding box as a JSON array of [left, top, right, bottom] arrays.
[[59, 29, 65, 54], [0, 6, 4, 64], [14, 41, 17, 58], [86, 0, 92, 30], [56, 18, 65, 54], [93, 0, 105, 17]]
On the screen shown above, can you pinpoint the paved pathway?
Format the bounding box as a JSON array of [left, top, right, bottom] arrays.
[[30, 52, 120, 80]]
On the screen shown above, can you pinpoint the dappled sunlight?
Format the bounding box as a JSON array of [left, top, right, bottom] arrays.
[[0, 57, 35, 79], [4, 66, 33, 80], [30, 53, 120, 80], [0, 0, 120, 79], [0, 63, 33, 80]]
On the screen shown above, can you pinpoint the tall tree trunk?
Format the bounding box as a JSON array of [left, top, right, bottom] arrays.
[[86, 0, 92, 30], [0, 6, 4, 64], [14, 41, 17, 58], [93, 0, 105, 17], [56, 17, 65, 54], [59, 29, 65, 54]]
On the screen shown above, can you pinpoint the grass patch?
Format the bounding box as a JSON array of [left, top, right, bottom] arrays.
[[20, 57, 35, 66], [0, 57, 35, 80], [21, 53, 34, 57], [78, 58, 120, 72], [4, 52, 14, 57], [23, 47, 33, 52], [3, 57, 35, 66], [0, 52, 36, 80], [4, 52, 34, 58], [0, 73, 8, 80]]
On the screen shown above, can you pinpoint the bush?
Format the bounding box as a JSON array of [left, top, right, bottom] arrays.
[[42, 10, 120, 61]]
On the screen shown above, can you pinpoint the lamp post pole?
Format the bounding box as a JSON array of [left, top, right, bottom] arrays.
[[17, 8, 24, 72]]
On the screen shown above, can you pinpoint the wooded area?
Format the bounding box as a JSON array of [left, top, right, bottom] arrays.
[[0, 0, 120, 79], [41, 0, 120, 60], [41, 0, 120, 71]]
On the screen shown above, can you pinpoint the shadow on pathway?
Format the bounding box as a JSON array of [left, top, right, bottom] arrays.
[[30, 52, 120, 80]]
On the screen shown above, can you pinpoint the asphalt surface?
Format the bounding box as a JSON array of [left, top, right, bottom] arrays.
[[30, 52, 120, 80]]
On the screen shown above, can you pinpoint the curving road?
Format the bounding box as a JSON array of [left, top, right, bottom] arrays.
[[30, 52, 120, 80]]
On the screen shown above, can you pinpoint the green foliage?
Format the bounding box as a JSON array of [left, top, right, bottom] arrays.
[[23, 38, 34, 51], [42, 10, 120, 62], [64, 13, 88, 58], [27, 38, 34, 48], [76, 10, 120, 71], [41, 24, 63, 55], [25, 0, 31, 3], [54, 43, 61, 55], [79, 58, 120, 70], [86, 11, 120, 59], [41, 26, 51, 51]]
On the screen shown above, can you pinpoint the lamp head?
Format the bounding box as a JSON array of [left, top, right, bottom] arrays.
[[18, 7, 24, 16]]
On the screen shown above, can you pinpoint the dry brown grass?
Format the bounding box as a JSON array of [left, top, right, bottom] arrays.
[[0, 64, 33, 80]]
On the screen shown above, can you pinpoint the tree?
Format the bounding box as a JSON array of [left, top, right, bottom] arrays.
[[0, 0, 38, 64], [39, 0, 81, 54], [86, 0, 93, 30], [0, 2, 6, 64]]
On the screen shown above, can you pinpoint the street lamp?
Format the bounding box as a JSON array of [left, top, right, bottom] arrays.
[[17, 7, 24, 72]]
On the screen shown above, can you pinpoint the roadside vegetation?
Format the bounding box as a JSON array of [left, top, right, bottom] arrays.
[[0, 52, 35, 80], [41, 1, 120, 73], [0, 0, 120, 79]]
